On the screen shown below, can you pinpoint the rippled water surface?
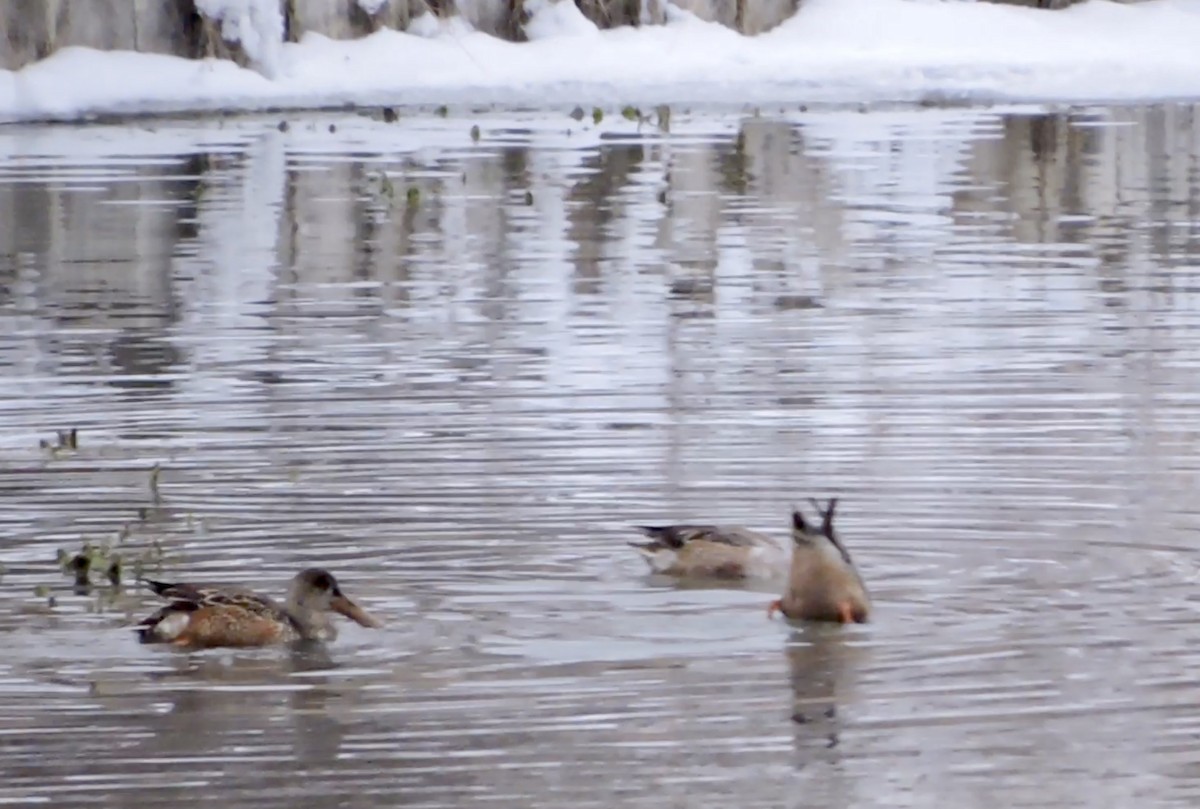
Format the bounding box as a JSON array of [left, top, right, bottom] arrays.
[[3, 103, 1200, 807]]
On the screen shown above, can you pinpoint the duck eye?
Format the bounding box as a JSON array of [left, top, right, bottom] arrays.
[[313, 573, 334, 591]]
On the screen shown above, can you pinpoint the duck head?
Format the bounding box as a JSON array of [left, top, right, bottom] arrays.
[[288, 568, 382, 630]]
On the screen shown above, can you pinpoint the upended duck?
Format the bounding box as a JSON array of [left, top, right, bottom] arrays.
[[630, 498, 870, 624], [628, 522, 789, 580], [768, 498, 870, 624], [135, 567, 382, 649]]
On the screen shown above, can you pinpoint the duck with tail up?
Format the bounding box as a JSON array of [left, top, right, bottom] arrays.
[[135, 568, 382, 650], [768, 497, 870, 624]]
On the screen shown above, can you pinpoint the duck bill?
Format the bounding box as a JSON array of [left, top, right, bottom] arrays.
[[330, 593, 382, 628]]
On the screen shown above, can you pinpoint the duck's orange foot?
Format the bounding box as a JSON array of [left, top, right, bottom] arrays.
[[767, 599, 782, 619], [837, 601, 856, 624]]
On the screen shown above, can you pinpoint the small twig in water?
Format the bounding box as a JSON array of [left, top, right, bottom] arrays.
[[149, 465, 162, 501]]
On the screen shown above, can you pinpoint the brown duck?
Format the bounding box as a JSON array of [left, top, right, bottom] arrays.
[[628, 522, 788, 580], [768, 498, 870, 624], [135, 568, 382, 649]]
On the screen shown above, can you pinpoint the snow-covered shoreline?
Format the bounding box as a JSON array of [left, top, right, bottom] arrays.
[[2, 0, 1200, 125]]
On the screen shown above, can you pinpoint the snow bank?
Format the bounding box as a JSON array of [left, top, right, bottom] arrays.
[[1, 0, 1199, 123], [523, 0, 602, 40], [196, 0, 285, 78]]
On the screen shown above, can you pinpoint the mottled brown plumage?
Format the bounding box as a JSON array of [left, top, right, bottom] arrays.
[[630, 524, 788, 579], [768, 498, 870, 624], [136, 568, 382, 649]]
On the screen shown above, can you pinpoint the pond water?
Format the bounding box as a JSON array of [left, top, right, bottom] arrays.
[[2, 102, 1200, 807]]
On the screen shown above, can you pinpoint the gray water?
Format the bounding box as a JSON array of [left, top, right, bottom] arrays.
[[2, 103, 1200, 808]]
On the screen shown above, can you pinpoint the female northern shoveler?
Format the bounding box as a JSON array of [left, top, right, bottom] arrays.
[[628, 522, 789, 580], [768, 498, 870, 624], [135, 568, 382, 649]]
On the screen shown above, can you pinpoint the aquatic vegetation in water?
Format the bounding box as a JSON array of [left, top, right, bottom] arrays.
[[131, 540, 169, 580], [655, 104, 671, 132], [57, 544, 109, 589], [57, 531, 168, 591], [375, 170, 395, 201], [32, 584, 56, 609], [148, 464, 163, 501], [614, 104, 670, 132], [39, 428, 78, 455], [68, 553, 91, 587]]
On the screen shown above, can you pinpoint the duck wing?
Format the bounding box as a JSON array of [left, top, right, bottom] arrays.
[[632, 524, 780, 551], [141, 579, 285, 618], [135, 579, 297, 644]]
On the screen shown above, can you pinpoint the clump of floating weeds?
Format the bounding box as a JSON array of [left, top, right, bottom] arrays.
[[362, 171, 404, 213], [39, 428, 78, 455], [470, 125, 481, 142], [592, 107, 603, 125], [617, 105, 671, 132], [57, 545, 109, 589], [406, 186, 421, 209], [29, 444, 194, 610], [375, 171, 396, 203], [33, 584, 56, 609], [56, 519, 171, 594]]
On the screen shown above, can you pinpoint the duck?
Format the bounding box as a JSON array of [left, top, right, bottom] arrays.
[[768, 498, 870, 624], [135, 567, 382, 649], [629, 522, 788, 580]]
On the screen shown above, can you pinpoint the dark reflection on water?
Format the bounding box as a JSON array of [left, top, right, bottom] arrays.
[[3, 103, 1200, 806]]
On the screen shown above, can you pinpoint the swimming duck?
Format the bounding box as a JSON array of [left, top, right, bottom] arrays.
[[768, 498, 870, 624], [135, 568, 382, 649], [629, 522, 788, 580]]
